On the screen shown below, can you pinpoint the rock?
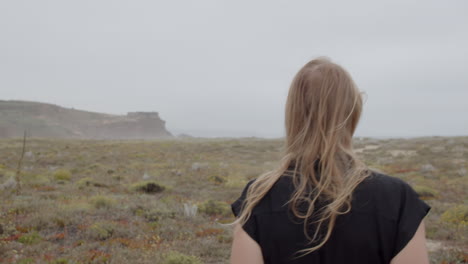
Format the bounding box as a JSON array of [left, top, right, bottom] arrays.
[[451, 146, 467, 157], [171, 169, 182, 176], [354, 148, 365, 154], [421, 164, 436, 172], [355, 145, 382, 154], [451, 159, 465, 165], [426, 239, 448, 252], [177, 133, 194, 139], [452, 146, 467, 153], [183, 203, 198, 217], [0, 100, 173, 139], [376, 157, 394, 165], [143, 183, 164, 193], [191, 162, 209, 171], [388, 150, 417, 157], [430, 146, 445, 153], [364, 145, 380, 150], [0, 176, 17, 190], [191, 163, 200, 171], [457, 168, 466, 176], [131, 181, 165, 194]]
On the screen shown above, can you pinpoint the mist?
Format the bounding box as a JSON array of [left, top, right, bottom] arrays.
[[1, 0, 467, 138]]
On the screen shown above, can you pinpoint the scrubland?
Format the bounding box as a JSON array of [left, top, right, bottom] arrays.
[[0, 136, 467, 263]]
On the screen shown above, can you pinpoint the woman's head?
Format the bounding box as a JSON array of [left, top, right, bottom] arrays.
[[285, 57, 363, 162], [232, 57, 370, 258]]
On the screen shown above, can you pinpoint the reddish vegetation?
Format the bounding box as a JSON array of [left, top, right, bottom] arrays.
[[0, 137, 466, 263], [196, 228, 224, 237], [1, 233, 21, 242]]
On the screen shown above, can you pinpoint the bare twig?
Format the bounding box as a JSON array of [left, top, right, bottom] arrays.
[[15, 130, 27, 195]]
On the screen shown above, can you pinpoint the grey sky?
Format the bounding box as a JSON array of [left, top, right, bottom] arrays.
[[1, 0, 467, 138]]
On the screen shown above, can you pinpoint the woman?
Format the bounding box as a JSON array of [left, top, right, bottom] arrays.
[[230, 57, 431, 264]]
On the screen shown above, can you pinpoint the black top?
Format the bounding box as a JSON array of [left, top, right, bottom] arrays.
[[231, 167, 431, 264]]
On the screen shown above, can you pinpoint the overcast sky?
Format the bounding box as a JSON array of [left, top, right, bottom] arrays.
[[1, 0, 467, 138]]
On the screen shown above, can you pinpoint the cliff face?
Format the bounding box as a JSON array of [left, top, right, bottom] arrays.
[[0, 100, 173, 139]]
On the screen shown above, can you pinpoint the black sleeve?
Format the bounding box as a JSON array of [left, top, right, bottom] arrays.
[[392, 180, 431, 257], [230, 179, 259, 243]]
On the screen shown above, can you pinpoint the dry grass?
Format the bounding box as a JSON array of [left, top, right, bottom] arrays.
[[0, 136, 467, 263]]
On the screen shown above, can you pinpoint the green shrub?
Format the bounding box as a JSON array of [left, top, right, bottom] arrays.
[[17, 258, 35, 264], [198, 200, 231, 217], [18, 231, 42, 245], [53, 169, 72, 181], [87, 221, 116, 240], [77, 177, 95, 188], [413, 185, 439, 200], [208, 175, 226, 185], [441, 204, 468, 226], [163, 251, 202, 264], [50, 258, 69, 264], [144, 209, 176, 222], [22, 173, 50, 185], [33, 174, 50, 185], [89, 195, 116, 209], [217, 234, 231, 243], [77, 177, 107, 189], [53, 217, 67, 228], [225, 177, 247, 188], [130, 181, 166, 194], [112, 174, 123, 181]]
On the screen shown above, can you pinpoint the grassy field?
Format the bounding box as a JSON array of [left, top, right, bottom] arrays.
[[0, 137, 467, 264]]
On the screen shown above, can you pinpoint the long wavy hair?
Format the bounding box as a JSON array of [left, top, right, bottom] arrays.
[[232, 57, 371, 257]]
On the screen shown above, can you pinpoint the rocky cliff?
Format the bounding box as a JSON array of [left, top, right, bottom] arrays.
[[0, 100, 173, 139]]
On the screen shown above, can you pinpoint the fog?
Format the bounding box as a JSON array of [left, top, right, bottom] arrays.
[[1, 0, 467, 138]]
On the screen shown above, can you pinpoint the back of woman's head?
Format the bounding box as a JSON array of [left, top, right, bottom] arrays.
[[285, 57, 362, 158], [233, 57, 371, 258]]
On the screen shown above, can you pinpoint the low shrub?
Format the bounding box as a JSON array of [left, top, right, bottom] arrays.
[[130, 181, 166, 194], [53, 169, 72, 181], [163, 251, 202, 264], [441, 204, 468, 226], [89, 195, 116, 209], [208, 175, 226, 185], [195, 228, 224, 237], [77, 177, 108, 189], [198, 200, 231, 217], [18, 231, 42, 245], [144, 209, 175, 222], [77, 177, 94, 189], [50, 258, 69, 264], [87, 221, 116, 240], [23, 173, 50, 185], [413, 185, 439, 200], [17, 258, 35, 264], [225, 177, 247, 188]]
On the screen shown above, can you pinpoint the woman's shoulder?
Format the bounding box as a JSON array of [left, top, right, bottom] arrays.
[[270, 170, 425, 220], [230, 176, 294, 216], [353, 170, 429, 221], [231, 170, 428, 220], [358, 170, 417, 199]]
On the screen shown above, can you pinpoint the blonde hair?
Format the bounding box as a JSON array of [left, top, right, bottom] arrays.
[[232, 57, 371, 258]]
